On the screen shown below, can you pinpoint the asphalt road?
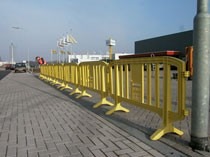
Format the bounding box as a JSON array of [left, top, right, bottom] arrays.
[[0, 70, 11, 80]]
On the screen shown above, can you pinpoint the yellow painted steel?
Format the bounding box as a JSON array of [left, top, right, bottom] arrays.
[[106, 63, 130, 115], [39, 56, 189, 141], [59, 64, 72, 90], [50, 64, 60, 85], [39, 64, 47, 80], [40, 63, 81, 94], [106, 57, 189, 140], [56, 64, 65, 88], [68, 63, 81, 95], [76, 61, 113, 108], [76, 62, 92, 98]]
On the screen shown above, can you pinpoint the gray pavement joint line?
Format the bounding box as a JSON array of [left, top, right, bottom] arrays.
[[59, 89, 196, 157], [37, 77, 190, 154], [0, 72, 205, 156], [104, 115, 201, 157]]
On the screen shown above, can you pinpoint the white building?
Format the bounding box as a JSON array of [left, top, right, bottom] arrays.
[[0, 61, 11, 66], [68, 54, 108, 63], [68, 53, 132, 63]]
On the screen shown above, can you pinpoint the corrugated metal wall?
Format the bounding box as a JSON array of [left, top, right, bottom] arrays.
[[135, 30, 193, 56]]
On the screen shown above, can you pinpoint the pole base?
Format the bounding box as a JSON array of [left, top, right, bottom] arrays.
[[190, 136, 210, 152]]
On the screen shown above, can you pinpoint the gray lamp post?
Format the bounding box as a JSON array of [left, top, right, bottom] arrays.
[[191, 0, 210, 151], [11, 26, 23, 63], [10, 42, 14, 64]]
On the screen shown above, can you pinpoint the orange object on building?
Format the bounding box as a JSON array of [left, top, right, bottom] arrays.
[[185, 46, 193, 79]]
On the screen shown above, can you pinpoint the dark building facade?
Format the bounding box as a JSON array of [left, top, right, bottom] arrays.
[[135, 30, 193, 56]]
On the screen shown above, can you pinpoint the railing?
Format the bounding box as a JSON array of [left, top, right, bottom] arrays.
[[40, 56, 189, 140]]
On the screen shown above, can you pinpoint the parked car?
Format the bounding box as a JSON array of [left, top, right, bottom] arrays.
[[4, 64, 15, 70], [15, 63, 26, 73]]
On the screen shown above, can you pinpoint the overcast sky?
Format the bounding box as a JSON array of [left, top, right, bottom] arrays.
[[0, 0, 198, 62]]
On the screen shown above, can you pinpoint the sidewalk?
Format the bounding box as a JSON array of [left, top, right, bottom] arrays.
[[0, 73, 165, 157], [0, 72, 208, 157]]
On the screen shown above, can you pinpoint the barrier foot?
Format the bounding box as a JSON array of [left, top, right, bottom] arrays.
[[57, 83, 65, 89], [70, 88, 81, 95], [47, 78, 53, 83], [45, 78, 49, 81], [39, 75, 44, 79], [60, 84, 72, 91], [76, 90, 92, 99], [50, 80, 59, 85], [150, 124, 183, 141], [106, 103, 129, 115], [40, 76, 48, 81], [93, 98, 114, 108]]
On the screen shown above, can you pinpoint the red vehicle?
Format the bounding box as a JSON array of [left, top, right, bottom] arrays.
[[36, 56, 46, 65], [4, 64, 15, 70]]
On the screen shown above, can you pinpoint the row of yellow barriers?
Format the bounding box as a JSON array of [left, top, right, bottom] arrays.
[[40, 56, 189, 140]]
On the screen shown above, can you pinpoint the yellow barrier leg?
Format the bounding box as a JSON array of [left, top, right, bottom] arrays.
[[93, 97, 114, 108], [39, 75, 44, 79], [60, 84, 72, 91], [46, 77, 51, 82], [57, 82, 65, 89], [40, 75, 48, 81], [150, 123, 183, 140], [70, 88, 81, 95], [76, 90, 92, 99], [50, 79, 60, 85], [106, 102, 129, 115]]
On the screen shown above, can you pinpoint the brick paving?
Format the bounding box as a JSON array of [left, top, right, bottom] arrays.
[[0, 73, 166, 157]]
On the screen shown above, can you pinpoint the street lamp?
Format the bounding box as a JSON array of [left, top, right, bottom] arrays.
[[10, 26, 23, 63], [10, 42, 14, 64]]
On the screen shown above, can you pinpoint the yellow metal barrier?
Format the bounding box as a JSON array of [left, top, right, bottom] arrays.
[[40, 64, 52, 82], [63, 63, 81, 95], [76, 61, 114, 107], [39, 56, 189, 141], [56, 64, 67, 89], [49, 64, 60, 85], [106, 56, 189, 140], [59, 63, 72, 90], [39, 64, 45, 79]]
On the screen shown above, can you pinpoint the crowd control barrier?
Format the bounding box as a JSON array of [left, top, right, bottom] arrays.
[[63, 63, 81, 95], [106, 57, 189, 140], [76, 61, 113, 107], [40, 56, 189, 140]]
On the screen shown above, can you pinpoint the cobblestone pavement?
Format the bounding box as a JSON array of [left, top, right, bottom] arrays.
[[0, 73, 166, 157]]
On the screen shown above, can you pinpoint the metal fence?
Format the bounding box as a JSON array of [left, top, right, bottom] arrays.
[[40, 56, 189, 140]]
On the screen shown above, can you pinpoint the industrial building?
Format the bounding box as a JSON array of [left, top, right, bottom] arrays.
[[135, 30, 193, 57]]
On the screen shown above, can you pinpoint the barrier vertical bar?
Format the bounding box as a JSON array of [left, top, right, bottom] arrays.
[[93, 63, 113, 108], [155, 64, 160, 108], [147, 64, 152, 105], [150, 62, 183, 140], [106, 64, 129, 115]]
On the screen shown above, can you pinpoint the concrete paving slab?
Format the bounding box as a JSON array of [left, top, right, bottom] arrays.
[[0, 72, 167, 157]]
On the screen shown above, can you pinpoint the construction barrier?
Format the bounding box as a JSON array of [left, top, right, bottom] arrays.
[[40, 56, 189, 140], [63, 63, 81, 95], [106, 57, 189, 140], [76, 61, 113, 107]]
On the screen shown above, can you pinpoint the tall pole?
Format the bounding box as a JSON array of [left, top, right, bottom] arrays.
[[109, 46, 113, 60], [190, 0, 210, 151], [11, 42, 14, 64], [27, 48, 30, 72]]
